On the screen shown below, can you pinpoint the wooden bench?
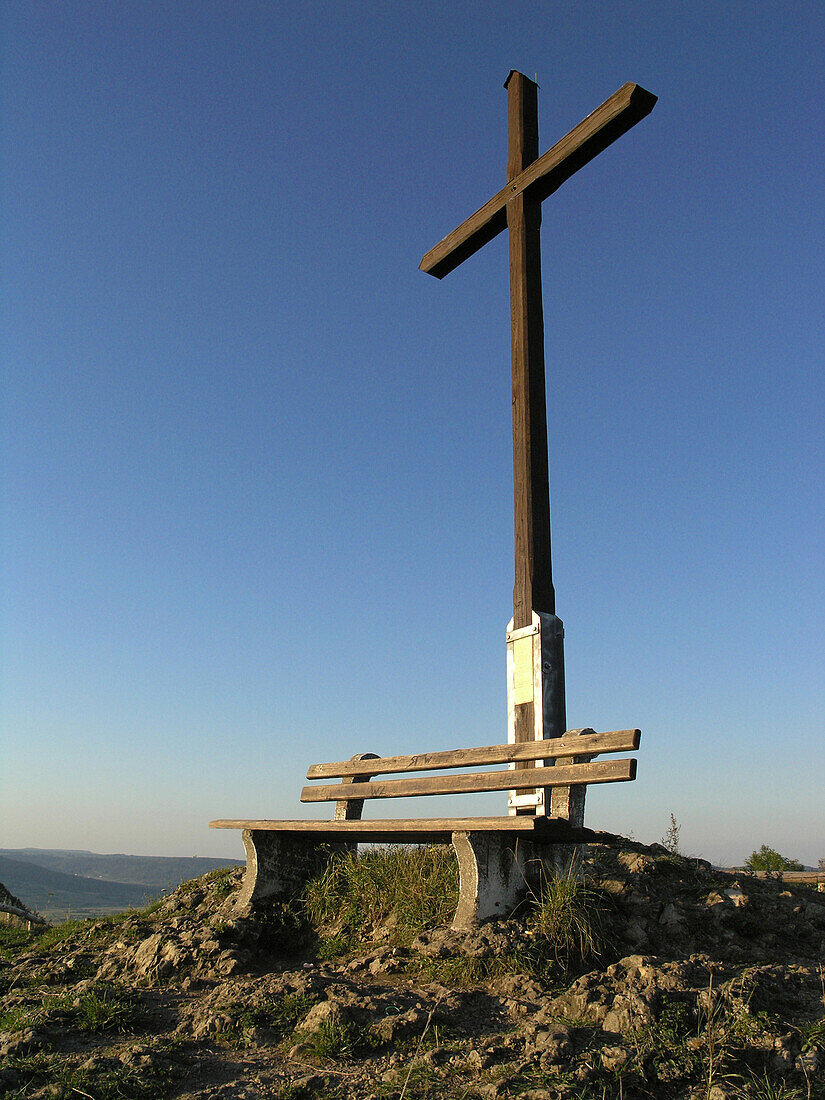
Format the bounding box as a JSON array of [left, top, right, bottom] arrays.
[[211, 727, 640, 928]]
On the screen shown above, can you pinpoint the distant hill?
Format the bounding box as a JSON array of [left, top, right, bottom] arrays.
[[0, 849, 243, 921], [0, 856, 156, 920], [0, 849, 243, 890]]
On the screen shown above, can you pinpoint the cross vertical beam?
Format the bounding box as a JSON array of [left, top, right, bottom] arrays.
[[506, 71, 554, 632], [505, 73, 564, 770]]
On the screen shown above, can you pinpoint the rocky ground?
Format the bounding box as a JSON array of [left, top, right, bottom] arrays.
[[0, 842, 823, 1099]]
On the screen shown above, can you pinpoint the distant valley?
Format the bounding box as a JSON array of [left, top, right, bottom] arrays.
[[0, 848, 243, 921]]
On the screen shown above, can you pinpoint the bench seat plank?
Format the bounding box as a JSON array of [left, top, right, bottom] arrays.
[[302, 758, 636, 804], [306, 729, 640, 780], [209, 816, 609, 845]]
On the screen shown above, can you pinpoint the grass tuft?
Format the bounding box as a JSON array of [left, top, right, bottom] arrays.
[[2, 1050, 175, 1099], [528, 863, 608, 974], [73, 981, 146, 1033], [735, 1070, 806, 1099], [304, 845, 458, 946], [218, 992, 318, 1046], [303, 1016, 355, 1060], [32, 917, 89, 951], [408, 949, 541, 987], [0, 980, 146, 1037], [0, 924, 37, 960]]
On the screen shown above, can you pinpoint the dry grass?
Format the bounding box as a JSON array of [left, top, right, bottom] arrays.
[[303, 844, 458, 944]]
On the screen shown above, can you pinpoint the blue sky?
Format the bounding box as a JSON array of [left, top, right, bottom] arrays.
[[2, 1, 822, 867]]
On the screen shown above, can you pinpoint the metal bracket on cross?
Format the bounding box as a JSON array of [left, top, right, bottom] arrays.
[[506, 611, 566, 814]]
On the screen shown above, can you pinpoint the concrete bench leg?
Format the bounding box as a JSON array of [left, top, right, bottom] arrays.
[[235, 829, 353, 912], [451, 831, 537, 928]]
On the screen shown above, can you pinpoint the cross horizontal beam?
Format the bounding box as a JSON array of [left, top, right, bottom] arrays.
[[420, 81, 657, 279]]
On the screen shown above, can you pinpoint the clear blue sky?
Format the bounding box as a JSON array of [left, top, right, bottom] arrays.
[[2, 1, 823, 867]]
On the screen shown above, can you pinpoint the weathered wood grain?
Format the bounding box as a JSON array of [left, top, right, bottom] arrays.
[[333, 751, 378, 822], [306, 729, 641, 779], [507, 71, 554, 629], [209, 817, 613, 845], [301, 758, 636, 803], [211, 816, 543, 833], [420, 81, 657, 279]]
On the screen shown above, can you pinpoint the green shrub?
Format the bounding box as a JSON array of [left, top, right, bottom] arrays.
[[0, 999, 50, 1033], [316, 931, 354, 960], [32, 918, 89, 951], [801, 1016, 825, 1052], [409, 952, 532, 986], [1, 981, 146, 1036], [744, 845, 804, 873]]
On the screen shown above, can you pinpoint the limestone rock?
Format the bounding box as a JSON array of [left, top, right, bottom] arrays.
[[526, 1021, 572, 1062], [372, 1005, 429, 1043], [600, 1044, 630, 1070], [298, 998, 350, 1033], [0, 1028, 43, 1058]]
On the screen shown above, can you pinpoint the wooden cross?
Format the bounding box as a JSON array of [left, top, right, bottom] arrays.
[[420, 73, 656, 816], [421, 73, 656, 630]]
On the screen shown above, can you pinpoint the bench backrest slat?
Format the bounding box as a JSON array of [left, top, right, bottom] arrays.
[[302, 757, 636, 804], [305, 728, 640, 781]]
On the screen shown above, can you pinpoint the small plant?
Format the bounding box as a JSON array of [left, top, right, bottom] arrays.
[[744, 845, 804, 873], [73, 981, 145, 1034], [612, 995, 700, 1089], [801, 1015, 825, 1052], [408, 951, 531, 986], [0, 999, 48, 1033], [201, 866, 238, 898], [702, 967, 720, 1095], [270, 1085, 314, 1100], [737, 1069, 805, 1099], [397, 993, 445, 1099], [1, 981, 148, 1036], [268, 993, 319, 1036], [0, 923, 37, 960], [219, 992, 317, 1046], [316, 930, 354, 960], [2, 1049, 175, 1099], [32, 917, 89, 951], [661, 812, 682, 855], [301, 1016, 355, 1060]]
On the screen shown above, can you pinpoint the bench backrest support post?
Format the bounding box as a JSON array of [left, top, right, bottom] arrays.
[[334, 752, 380, 821]]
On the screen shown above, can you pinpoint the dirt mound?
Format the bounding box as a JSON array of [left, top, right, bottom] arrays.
[[1, 847, 823, 1099]]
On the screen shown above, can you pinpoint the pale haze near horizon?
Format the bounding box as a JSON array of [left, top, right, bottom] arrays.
[[2, 1, 823, 869]]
